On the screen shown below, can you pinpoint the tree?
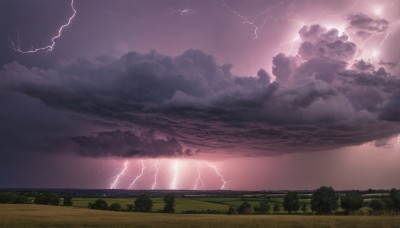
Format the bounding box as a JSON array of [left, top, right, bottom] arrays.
[[238, 202, 252, 214], [34, 193, 60, 206], [301, 201, 308, 214], [370, 199, 386, 214], [89, 199, 109, 210], [163, 194, 175, 213], [273, 204, 281, 213], [63, 196, 73, 206], [259, 201, 271, 214], [341, 191, 363, 214], [227, 206, 237, 215], [311, 186, 338, 214], [126, 204, 135, 212], [283, 192, 300, 214], [134, 194, 153, 212], [109, 202, 122, 211], [390, 189, 400, 214], [0, 192, 15, 204], [14, 195, 29, 204]]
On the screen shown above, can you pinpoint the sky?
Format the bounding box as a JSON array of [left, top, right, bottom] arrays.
[[1, 0, 400, 190]]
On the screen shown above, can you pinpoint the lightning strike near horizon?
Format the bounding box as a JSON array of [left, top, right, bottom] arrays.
[[110, 160, 129, 189], [151, 160, 160, 190], [11, 0, 76, 54], [193, 162, 206, 190], [170, 160, 180, 190], [204, 162, 227, 190], [129, 160, 146, 190]]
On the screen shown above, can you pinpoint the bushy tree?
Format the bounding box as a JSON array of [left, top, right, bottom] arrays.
[[311, 186, 338, 214], [301, 201, 308, 214], [126, 204, 135, 212], [134, 194, 153, 212], [259, 201, 271, 214], [227, 206, 237, 215], [238, 202, 252, 214], [109, 202, 122, 211], [370, 199, 386, 214], [0, 192, 15, 203], [34, 193, 60, 206], [273, 204, 281, 212], [163, 194, 175, 213], [283, 192, 300, 214], [0, 192, 29, 204], [341, 191, 363, 214], [390, 189, 400, 213], [13, 195, 29, 204], [89, 199, 109, 210], [63, 196, 73, 206]]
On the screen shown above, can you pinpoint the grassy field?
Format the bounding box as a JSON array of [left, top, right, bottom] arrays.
[[72, 197, 287, 213], [1, 204, 400, 228]]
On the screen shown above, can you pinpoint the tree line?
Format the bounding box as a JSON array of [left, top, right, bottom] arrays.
[[1, 187, 400, 215], [230, 187, 400, 215]]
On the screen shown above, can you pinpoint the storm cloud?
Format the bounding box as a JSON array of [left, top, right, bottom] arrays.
[[1, 24, 400, 158]]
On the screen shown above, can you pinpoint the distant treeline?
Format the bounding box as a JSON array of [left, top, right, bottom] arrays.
[[1, 187, 400, 215]]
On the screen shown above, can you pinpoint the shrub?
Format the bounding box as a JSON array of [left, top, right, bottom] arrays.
[[134, 194, 153, 212], [34, 193, 60, 206], [311, 186, 338, 214], [109, 202, 122, 211], [238, 202, 252, 214], [63, 196, 73, 206], [89, 199, 109, 210]]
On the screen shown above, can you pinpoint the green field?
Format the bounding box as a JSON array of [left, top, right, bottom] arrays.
[[72, 197, 287, 213], [1, 204, 400, 228]]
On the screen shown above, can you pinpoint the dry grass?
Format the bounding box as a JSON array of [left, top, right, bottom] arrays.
[[1, 204, 400, 228]]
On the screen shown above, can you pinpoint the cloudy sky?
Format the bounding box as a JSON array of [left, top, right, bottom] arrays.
[[1, 0, 400, 190]]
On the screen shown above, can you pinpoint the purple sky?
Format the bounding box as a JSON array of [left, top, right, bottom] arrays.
[[1, 0, 400, 190]]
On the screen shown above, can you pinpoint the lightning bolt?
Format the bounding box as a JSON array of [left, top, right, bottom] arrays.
[[11, 0, 76, 54], [193, 162, 206, 190], [110, 160, 129, 189], [204, 162, 227, 190], [129, 159, 146, 189], [151, 160, 160, 190], [171, 7, 194, 17], [221, 0, 274, 39], [170, 160, 180, 190]]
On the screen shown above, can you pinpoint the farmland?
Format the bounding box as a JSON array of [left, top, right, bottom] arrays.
[[1, 204, 400, 228]]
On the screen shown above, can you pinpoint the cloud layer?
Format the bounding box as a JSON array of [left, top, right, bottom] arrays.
[[1, 24, 400, 158]]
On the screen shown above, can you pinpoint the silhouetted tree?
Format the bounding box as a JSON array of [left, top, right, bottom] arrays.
[[273, 204, 281, 212], [341, 191, 363, 215], [311, 186, 338, 214], [63, 196, 73, 206], [370, 199, 386, 214], [0, 192, 15, 204], [13, 195, 29, 204], [134, 194, 153, 212], [283, 192, 300, 214], [89, 199, 109, 210], [34, 193, 60, 206], [163, 194, 175, 213], [227, 206, 237, 215], [109, 202, 122, 211], [259, 201, 271, 214], [238, 202, 252, 214], [301, 201, 308, 214], [126, 204, 135, 212], [390, 189, 400, 214]]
